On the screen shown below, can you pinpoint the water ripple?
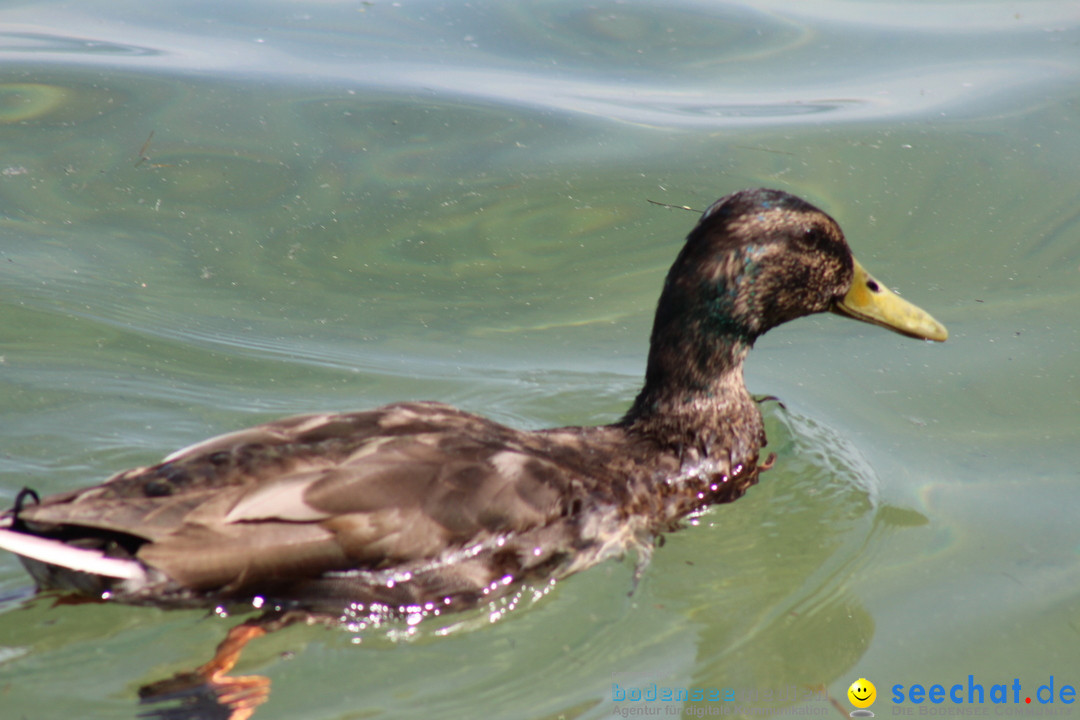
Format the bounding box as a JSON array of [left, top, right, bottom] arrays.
[[0, 2, 1074, 129], [0, 31, 161, 57]]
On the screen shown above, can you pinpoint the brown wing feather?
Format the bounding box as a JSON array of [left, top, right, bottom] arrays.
[[14, 402, 591, 596]]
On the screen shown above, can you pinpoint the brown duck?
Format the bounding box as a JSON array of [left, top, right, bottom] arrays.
[[0, 189, 946, 696]]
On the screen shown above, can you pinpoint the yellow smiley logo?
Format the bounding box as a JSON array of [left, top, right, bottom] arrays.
[[848, 678, 877, 708]]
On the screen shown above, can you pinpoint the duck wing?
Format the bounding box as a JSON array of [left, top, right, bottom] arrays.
[[4, 402, 589, 598]]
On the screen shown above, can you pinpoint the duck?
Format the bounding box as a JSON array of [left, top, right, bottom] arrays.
[[0, 188, 947, 619]]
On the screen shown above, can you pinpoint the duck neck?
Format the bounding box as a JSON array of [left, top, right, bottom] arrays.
[[620, 335, 764, 467]]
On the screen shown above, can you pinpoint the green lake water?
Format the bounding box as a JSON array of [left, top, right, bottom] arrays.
[[1, 1, 1078, 718]]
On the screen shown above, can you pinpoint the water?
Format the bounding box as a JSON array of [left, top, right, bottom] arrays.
[[0, 1, 1078, 718]]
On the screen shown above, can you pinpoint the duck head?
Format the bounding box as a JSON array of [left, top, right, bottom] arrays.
[[628, 188, 946, 426]]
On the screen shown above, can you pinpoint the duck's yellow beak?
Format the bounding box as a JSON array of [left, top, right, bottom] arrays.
[[832, 258, 948, 342]]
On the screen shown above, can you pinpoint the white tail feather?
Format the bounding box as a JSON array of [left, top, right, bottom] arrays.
[[0, 528, 145, 581]]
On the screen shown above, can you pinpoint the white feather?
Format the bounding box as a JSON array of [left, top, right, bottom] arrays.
[[0, 528, 145, 581]]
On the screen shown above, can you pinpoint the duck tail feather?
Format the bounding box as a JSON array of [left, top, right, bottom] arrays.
[[0, 528, 146, 581]]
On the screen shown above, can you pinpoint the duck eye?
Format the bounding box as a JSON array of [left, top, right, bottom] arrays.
[[866, 279, 880, 292]]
